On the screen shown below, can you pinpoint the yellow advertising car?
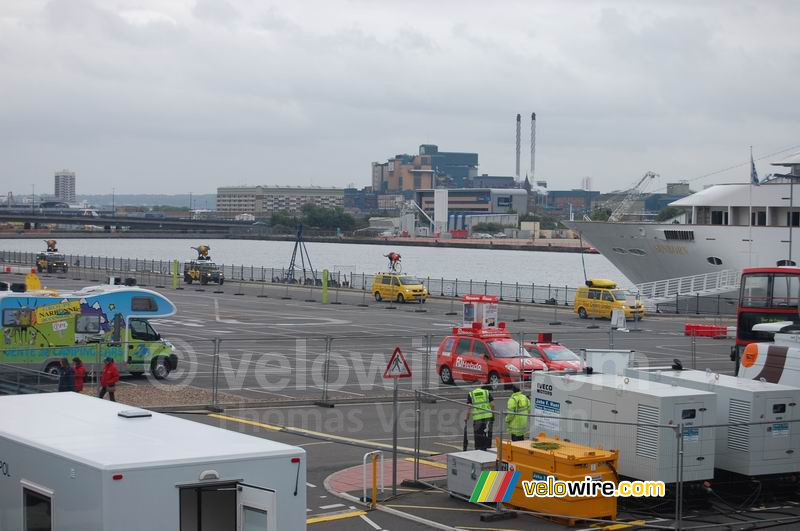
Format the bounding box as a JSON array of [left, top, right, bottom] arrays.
[[372, 273, 428, 303], [574, 278, 644, 320]]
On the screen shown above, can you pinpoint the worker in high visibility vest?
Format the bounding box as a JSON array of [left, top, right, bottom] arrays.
[[465, 385, 495, 451], [505, 384, 531, 441]]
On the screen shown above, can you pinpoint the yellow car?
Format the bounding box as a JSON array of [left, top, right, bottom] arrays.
[[372, 273, 428, 303], [574, 278, 644, 320]]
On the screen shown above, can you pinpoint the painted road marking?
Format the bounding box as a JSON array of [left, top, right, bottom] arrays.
[[402, 457, 447, 469], [319, 503, 345, 510], [360, 514, 382, 530], [208, 413, 437, 455], [306, 510, 367, 525]]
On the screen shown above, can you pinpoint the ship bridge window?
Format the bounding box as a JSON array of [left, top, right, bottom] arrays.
[[131, 296, 159, 312], [711, 211, 728, 225], [664, 230, 694, 241], [612, 247, 628, 254], [628, 248, 647, 256], [707, 257, 723, 265], [777, 260, 797, 266]]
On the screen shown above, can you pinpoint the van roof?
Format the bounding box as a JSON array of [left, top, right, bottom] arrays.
[[0, 393, 302, 470]]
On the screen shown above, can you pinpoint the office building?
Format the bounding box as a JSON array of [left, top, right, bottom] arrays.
[[54, 170, 76, 203], [216, 186, 344, 218], [372, 144, 480, 193], [419, 144, 479, 188]]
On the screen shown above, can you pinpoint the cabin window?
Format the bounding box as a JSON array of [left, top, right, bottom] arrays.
[[454, 338, 472, 356], [772, 275, 800, 307], [588, 289, 601, 300], [751, 211, 767, 226], [612, 247, 628, 254], [628, 248, 647, 256], [382, 276, 392, 285], [3, 308, 33, 327], [76, 315, 101, 334], [707, 257, 723, 265], [789, 212, 800, 227], [711, 210, 728, 225], [23, 484, 53, 531], [129, 319, 159, 341], [602, 291, 614, 302], [777, 260, 797, 266], [131, 296, 158, 312]]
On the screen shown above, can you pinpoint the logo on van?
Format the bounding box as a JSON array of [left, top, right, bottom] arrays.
[[536, 383, 553, 396]]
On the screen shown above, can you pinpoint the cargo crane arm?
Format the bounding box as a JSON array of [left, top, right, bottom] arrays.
[[607, 171, 658, 222]]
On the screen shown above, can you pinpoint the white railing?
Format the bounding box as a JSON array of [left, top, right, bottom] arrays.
[[636, 269, 740, 301]]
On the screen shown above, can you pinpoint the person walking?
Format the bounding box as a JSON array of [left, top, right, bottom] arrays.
[[57, 358, 75, 392], [465, 385, 495, 451], [99, 357, 120, 402], [72, 357, 85, 393], [505, 384, 531, 442]]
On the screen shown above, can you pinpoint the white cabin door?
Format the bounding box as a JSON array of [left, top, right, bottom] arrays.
[[236, 484, 277, 531]]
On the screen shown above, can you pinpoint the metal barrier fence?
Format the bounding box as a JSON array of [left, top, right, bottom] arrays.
[[410, 384, 800, 529], [2, 248, 741, 315]]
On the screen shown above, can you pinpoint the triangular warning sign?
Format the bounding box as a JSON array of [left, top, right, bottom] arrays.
[[383, 347, 412, 379]]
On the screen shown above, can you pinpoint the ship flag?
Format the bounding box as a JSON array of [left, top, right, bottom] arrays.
[[751, 150, 759, 185]]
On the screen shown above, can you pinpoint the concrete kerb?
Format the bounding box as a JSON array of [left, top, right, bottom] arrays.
[[323, 474, 458, 531]]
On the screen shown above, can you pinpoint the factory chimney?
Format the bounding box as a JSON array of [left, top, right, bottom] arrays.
[[515, 114, 521, 181], [530, 113, 536, 180]]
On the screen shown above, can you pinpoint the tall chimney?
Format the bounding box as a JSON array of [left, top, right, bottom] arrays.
[[515, 114, 521, 181], [530, 112, 536, 180]]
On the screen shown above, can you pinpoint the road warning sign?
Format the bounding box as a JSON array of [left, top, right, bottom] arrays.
[[383, 347, 412, 379]]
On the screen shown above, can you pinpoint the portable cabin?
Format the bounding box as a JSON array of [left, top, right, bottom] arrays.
[[0, 393, 306, 530]]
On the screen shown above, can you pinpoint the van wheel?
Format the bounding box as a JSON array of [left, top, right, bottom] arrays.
[[440, 365, 454, 385], [44, 362, 61, 376], [151, 357, 170, 380], [218, 278, 224, 286], [374, 292, 382, 302], [129, 371, 144, 378], [487, 372, 502, 389], [396, 294, 405, 303], [578, 307, 588, 319]]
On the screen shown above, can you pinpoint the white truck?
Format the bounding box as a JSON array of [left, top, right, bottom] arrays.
[[0, 393, 307, 531]]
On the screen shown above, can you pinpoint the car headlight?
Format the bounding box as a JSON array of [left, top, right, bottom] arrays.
[[505, 364, 520, 372]]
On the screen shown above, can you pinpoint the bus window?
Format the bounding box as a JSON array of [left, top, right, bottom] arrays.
[[741, 275, 769, 308], [772, 275, 800, 308]]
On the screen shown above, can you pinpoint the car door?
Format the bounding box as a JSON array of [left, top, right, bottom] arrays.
[[601, 290, 615, 318], [452, 338, 476, 381], [588, 289, 601, 316], [472, 340, 492, 382]]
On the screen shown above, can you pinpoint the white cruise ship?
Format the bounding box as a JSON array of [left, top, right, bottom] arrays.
[[565, 153, 800, 287]]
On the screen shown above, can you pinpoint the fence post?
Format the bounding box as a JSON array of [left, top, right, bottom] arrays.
[[208, 338, 223, 413], [695, 292, 700, 315], [691, 329, 696, 369], [675, 293, 680, 314], [314, 337, 334, 408], [424, 334, 432, 389], [499, 281, 504, 301], [440, 277, 444, 297], [531, 282, 535, 303], [675, 425, 685, 530]]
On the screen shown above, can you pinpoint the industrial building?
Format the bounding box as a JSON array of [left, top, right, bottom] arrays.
[[547, 189, 601, 216], [54, 169, 76, 203], [372, 144, 479, 193], [415, 188, 528, 215], [216, 185, 344, 218]]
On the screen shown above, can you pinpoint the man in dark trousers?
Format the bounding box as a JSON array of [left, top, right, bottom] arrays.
[[57, 358, 75, 392], [465, 385, 495, 450], [99, 357, 120, 401]]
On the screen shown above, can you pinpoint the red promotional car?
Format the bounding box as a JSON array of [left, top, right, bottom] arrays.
[[524, 335, 584, 372], [437, 324, 547, 386]]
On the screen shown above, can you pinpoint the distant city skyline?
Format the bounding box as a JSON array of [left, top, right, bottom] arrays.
[[1, 1, 798, 196]]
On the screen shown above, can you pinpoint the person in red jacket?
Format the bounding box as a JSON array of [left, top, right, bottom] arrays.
[[99, 357, 120, 402], [72, 357, 86, 393]]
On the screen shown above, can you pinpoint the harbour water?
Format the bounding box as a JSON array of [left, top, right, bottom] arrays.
[[0, 238, 629, 288]]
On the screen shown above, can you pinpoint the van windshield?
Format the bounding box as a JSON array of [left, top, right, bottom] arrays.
[[611, 290, 629, 300], [399, 276, 422, 285], [488, 340, 531, 359], [542, 346, 579, 361]]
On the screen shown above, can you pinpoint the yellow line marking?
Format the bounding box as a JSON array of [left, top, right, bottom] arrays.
[[600, 521, 646, 530], [434, 441, 464, 450], [403, 457, 448, 469], [209, 413, 437, 455], [306, 510, 367, 524], [385, 504, 486, 513]]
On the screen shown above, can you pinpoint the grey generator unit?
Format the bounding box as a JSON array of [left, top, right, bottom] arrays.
[[0, 393, 307, 531], [447, 450, 497, 498], [627, 367, 800, 476], [530, 372, 716, 483]]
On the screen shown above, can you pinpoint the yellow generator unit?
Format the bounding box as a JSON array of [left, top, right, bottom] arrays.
[[499, 433, 618, 523]]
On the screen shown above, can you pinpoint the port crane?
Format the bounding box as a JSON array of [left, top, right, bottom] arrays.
[[607, 171, 659, 222]]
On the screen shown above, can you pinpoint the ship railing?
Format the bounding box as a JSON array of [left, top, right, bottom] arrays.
[[636, 269, 740, 302]]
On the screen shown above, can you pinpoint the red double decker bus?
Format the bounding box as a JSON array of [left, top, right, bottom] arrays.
[[734, 266, 800, 365]]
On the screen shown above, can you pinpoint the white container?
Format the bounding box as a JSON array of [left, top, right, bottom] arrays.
[[530, 372, 716, 483], [0, 393, 306, 531], [447, 450, 497, 498], [627, 367, 800, 476]]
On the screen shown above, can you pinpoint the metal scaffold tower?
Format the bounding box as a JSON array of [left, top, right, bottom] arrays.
[[287, 224, 316, 283]]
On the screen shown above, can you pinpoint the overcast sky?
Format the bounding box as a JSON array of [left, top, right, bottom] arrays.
[[1, 0, 798, 196]]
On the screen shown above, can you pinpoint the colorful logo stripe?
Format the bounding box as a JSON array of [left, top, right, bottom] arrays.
[[470, 471, 521, 503]]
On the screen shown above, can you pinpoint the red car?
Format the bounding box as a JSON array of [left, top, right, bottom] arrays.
[[524, 340, 584, 372], [437, 324, 548, 386]]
